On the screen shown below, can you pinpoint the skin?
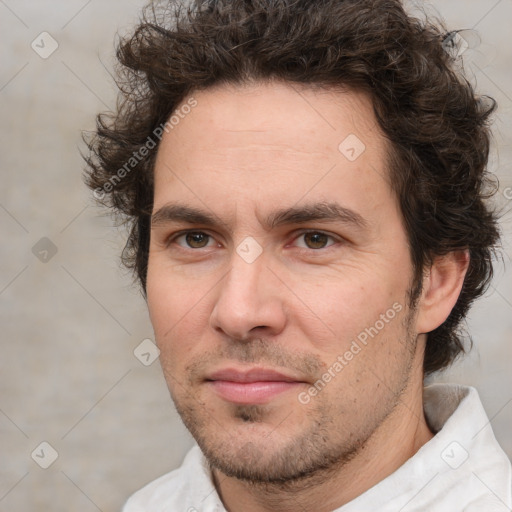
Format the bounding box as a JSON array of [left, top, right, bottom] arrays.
[[146, 81, 469, 512]]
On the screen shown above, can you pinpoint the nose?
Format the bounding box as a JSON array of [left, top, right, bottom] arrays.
[[210, 251, 287, 341]]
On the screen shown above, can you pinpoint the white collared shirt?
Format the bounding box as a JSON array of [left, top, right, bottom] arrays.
[[123, 384, 512, 511]]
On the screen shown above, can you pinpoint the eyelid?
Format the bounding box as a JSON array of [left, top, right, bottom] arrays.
[[166, 229, 220, 249], [163, 228, 344, 251], [288, 229, 341, 249]]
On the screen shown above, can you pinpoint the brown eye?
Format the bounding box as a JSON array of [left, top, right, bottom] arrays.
[[184, 232, 211, 248], [303, 232, 330, 249]]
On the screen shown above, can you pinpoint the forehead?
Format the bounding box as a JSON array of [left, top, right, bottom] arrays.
[[152, 81, 394, 223], [162, 81, 383, 153]]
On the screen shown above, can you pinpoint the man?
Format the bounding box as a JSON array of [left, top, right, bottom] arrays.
[[85, 0, 511, 510]]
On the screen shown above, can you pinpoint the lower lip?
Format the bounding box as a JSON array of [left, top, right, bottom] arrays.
[[207, 380, 301, 405]]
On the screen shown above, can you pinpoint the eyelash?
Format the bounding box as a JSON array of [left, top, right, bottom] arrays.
[[166, 230, 341, 252]]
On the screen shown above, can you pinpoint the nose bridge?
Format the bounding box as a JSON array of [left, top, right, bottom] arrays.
[[226, 232, 269, 298], [222, 251, 267, 311], [211, 247, 286, 339]]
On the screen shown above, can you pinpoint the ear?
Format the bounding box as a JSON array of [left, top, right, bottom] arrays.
[[415, 250, 470, 334]]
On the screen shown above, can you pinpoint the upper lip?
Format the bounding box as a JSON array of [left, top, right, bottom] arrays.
[[206, 367, 303, 383]]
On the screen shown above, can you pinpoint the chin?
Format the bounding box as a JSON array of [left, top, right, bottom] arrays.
[[189, 413, 360, 485]]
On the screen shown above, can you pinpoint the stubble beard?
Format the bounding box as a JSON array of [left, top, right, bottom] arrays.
[[166, 301, 419, 489]]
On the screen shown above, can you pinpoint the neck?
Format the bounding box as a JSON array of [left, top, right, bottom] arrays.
[[212, 368, 433, 512]]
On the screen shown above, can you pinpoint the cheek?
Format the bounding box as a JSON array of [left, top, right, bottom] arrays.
[[146, 262, 172, 335], [146, 264, 215, 359], [290, 268, 405, 354]]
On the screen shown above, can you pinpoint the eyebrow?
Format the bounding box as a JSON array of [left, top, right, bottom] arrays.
[[151, 202, 368, 231]]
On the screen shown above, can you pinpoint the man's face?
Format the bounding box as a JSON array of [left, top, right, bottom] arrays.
[[147, 82, 423, 482]]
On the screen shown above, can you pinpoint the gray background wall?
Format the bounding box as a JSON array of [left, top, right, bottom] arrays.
[[1, 1, 511, 510]]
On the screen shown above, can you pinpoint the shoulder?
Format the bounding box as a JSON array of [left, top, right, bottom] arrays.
[[462, 493, 512, 512], [122, 445, 221, 512]]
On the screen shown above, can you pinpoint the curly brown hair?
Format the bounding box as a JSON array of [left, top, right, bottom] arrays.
[[84, 0, 500, 376]]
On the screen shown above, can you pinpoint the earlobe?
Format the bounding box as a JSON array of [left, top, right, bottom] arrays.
[[415, 250, 470, 334]]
